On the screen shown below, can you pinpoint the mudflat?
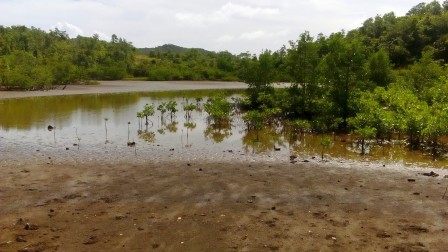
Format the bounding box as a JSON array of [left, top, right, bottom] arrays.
[[0, 158, 447, 252], [0, 81, 248, 99], [1, 82, 448, 251]]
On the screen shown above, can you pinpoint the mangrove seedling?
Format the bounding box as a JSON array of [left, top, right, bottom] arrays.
[[127, 121, 131, 142], [136, 112, 144, 130], [183, 103, 197, 122], [104, 117, 109, 142], [142, 104, 155, 126], [320, 136, 333, 161], [166, 100, 178, 121]]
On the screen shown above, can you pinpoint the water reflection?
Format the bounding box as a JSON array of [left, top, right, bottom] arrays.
[[1, 89, 448, 168], [242, 127, 285, 154], [204, 122, 232, 143]]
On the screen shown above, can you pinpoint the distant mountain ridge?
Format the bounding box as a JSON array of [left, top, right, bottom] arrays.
[[137, 44, 212, 55]]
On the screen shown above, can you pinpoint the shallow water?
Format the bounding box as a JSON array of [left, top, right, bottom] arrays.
[[0, 89, 447, 170]]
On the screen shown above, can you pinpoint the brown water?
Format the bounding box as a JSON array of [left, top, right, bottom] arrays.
[[0, 89, 447, 170]]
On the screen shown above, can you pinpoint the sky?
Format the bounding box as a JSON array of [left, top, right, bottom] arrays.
[[0, 0, 435, 54]]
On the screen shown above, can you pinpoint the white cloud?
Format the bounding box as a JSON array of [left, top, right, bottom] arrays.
[[0, 0, 431, 54], [54, 22, 84, 37], [218, 2, 279, 18], [175, 2, 280, 25]]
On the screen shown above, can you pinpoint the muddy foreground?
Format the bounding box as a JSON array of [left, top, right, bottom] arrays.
[[1, 158, 447, 252]]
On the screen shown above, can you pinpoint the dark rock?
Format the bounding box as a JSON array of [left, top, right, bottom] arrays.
[[303, 160, 310, 163], [47, 125, 54, 131], [83, 236, 98, 245], [422, 171, 439, 177], [187, 163, 191, 166], [127, 141, 136, 147], [169, 148, 174, 151], [24, 223, 39, 230], [376, 232, 391, 238], [16, 218, 25, 225], [271, 206, 276, 210], [66, 147, 69, 150], [408, 179, 416, 182], [16, 235, 27, 242], [413, 192, 420, 195], [198, 168, 203, 171]]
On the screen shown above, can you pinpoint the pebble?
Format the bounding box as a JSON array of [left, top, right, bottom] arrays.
[[16, 235, 27, 242], [83, 236, 98, 245]]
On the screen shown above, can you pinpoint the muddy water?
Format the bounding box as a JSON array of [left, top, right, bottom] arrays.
[[0, 89, 447, 170]]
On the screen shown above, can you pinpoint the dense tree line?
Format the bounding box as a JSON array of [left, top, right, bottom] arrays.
[[0, 26, 134, 89], [238, 1, 448, 156]]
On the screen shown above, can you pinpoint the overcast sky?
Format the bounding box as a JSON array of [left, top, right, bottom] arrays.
[[0, 0, 433, 54]]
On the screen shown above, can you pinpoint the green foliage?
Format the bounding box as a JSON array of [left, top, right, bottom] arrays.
[[204, 94, 232, 124], [320, 136, 333, 160], [140, 104, 155, 125], [0, 26, 135, 89]]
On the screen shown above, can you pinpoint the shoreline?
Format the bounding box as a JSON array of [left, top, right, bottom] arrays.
[[0, 80, 249, 100]]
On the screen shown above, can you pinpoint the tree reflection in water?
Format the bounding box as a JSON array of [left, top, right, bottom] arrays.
[[242, 127, 284, 154], [204, 121, 232, 143]]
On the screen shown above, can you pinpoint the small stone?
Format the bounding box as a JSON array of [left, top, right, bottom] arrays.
[[66, 147, 69, 150], [83, 236, 98, 245], [24, 223, 39, 230], [187, 163, 191, 166], [137, 227, 144, 231], [303, 160, 310, 163], [271, 206, 276, 210], [413, 192, 420, 195], [408, 179, 416, 182], [422, 171, 439, 177], [16, 235, 27, 242], [199, 168, 203, 171]]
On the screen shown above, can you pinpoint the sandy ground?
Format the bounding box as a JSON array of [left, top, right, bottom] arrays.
[[1, 82, 448, 251], [0, 81, 248, 99]]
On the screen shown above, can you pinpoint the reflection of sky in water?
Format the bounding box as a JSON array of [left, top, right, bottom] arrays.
[[1, 90, 448, 169]]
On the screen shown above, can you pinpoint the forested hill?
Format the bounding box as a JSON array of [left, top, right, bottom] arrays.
[[137, 44, 211, 55], [1, 1, 448, 90]]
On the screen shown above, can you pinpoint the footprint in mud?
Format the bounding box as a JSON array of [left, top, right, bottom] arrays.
[[402, 225, 429, 234], [391, 242, 427, 252], [18, 242, 47, 252], [312, 211, 327, 219]]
